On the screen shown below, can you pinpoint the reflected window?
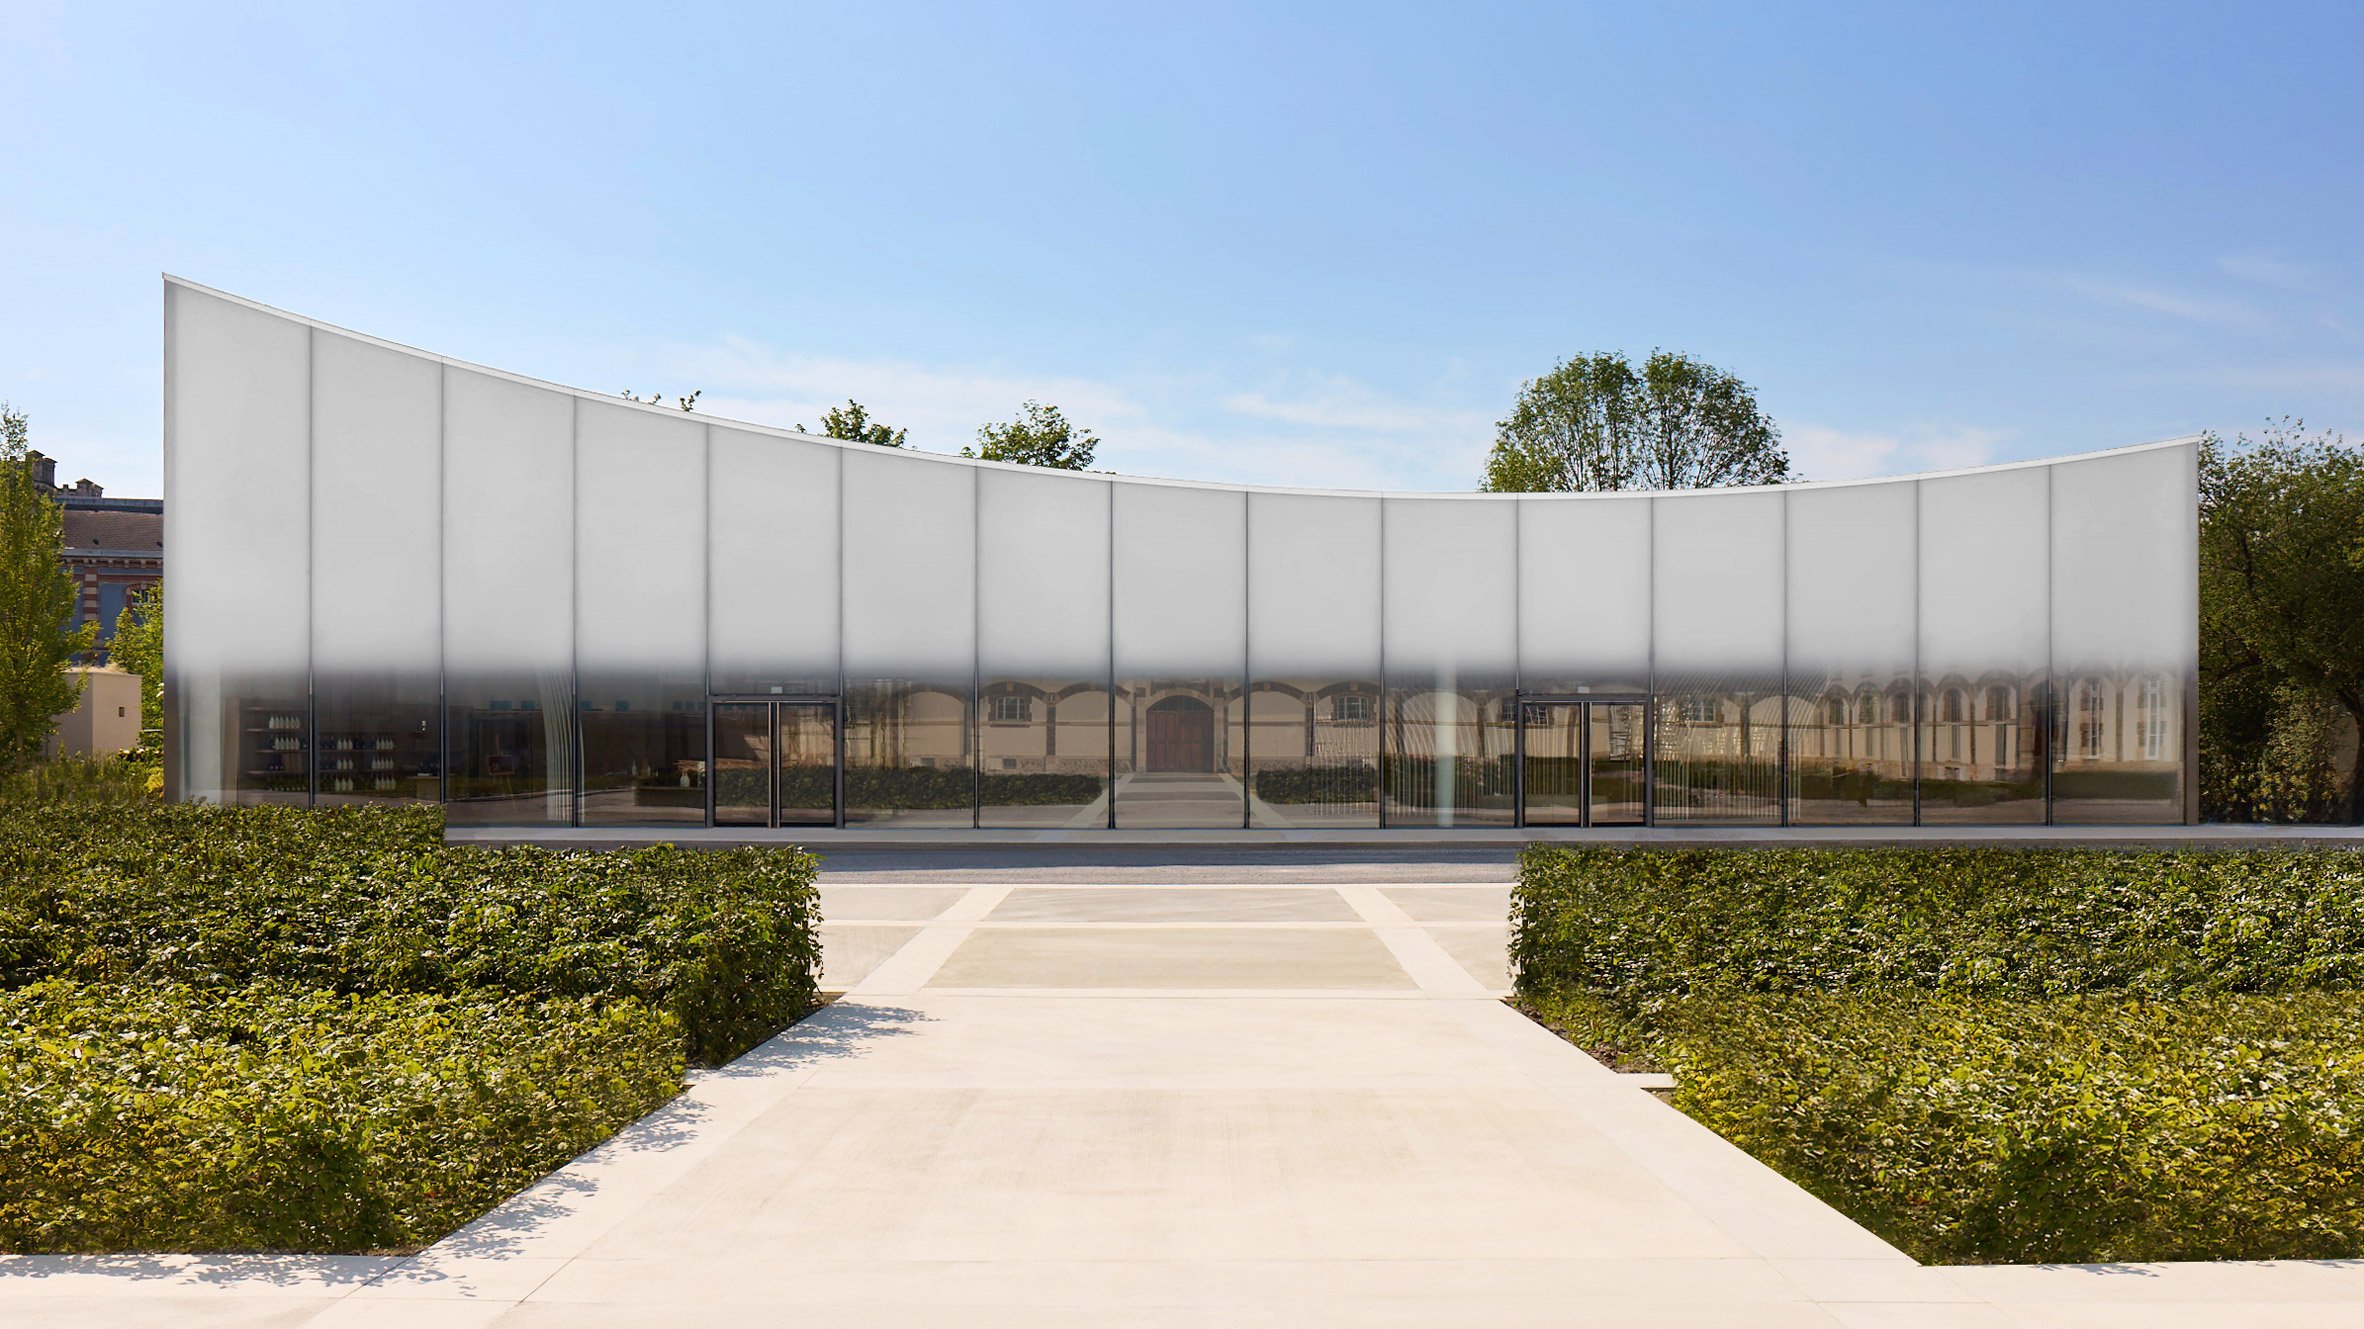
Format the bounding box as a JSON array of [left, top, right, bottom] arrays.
[[1679, 695, 1717, 724], [1823, 696, 1847, 727], [1331, 694, 1373, 724], [2076, 677, 2107, 759], [988, 694, 1031, 724], [2137, 676, 2169, 761]]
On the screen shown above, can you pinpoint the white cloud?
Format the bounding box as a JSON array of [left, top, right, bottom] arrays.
[[2217, 252, 2312, 290], [2055, 276, 2264, 329], [669, 335, 1150, 451], [1784, 423, 2011, 481], [1219, 379, 1492, 436], [661, 334, 1498, 491]]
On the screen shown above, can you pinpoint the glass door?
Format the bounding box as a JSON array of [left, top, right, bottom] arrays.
[[709, 700, 839, 828], [1520, 699, 1648, 827], [1519, 703, 1585, 826], [1585, 702, 1647, 826], [712, 703, 774, 826], [775, 703, 837, 826]]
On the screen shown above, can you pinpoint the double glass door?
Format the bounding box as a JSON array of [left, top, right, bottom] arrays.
[[712, 701, 838, 827], [1520, 700, 1648, 827]]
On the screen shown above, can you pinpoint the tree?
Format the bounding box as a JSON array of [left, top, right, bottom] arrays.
[[964, 400, 1098, 470], [620, 389, 700, 411], [110, 583, 164, 746], [1480, 350, 1790, 492], [799, 400, 907, 448], [0, 403, 99, 770], [2199, 421, 2364, 823]]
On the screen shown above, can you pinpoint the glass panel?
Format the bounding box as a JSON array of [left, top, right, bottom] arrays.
[[712, 703, 772, 826], [1651, 491, 1784, 822], [710, 427, 838, 695], [2051, 445, 2196, 824], [1786, 482, 1916, 823], [842, 448, 975, 826], [442, 367, 577, 824], [1919, 465, 2050, 823], [1248, 492, 1381, 828], [576, 402, 707, 825], [777, 703, 837, 826], [1521, 703, 1584, 826], [1383, 498, 1517, 827], [978, 469, 1110, 827], [1588, 702, 1647, 825], [311, 330, 442, 804], [1113, 483, 1246, 828], [165, 283, 311, 805], [1519, 495, 1651, 693]]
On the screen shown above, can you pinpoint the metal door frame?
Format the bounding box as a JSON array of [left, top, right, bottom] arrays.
[[705, 695, 842, 828], [1515, 694, 1652, 829]]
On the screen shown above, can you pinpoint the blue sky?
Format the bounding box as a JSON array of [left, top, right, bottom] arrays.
[[4, 1, 2360, 495]]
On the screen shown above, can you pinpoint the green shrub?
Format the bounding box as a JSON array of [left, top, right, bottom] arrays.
[[0, 978, 683, 1253], [0, 755, 157, 806], [0, 803, 822, 1066], [1660, 991, 2364, 1264], [1512, 846, 2364, 1018], [1251, 765, 1378, 805]]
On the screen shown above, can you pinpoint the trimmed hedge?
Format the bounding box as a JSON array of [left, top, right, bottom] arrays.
[[1251, 765, 1377, 806], [0, 799, 822, 1254], [0, 803, 821, 1066], [1512, 846, 2364, 1263], [0, 979, 683, 1253], [1660, 991, 2364, 1264], [1512, 846, 2364, 1014]]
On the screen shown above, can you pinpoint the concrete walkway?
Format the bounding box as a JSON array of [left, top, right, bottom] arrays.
[[5, 857, 2363, 1326]]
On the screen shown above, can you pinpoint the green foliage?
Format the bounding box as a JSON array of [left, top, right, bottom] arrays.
[[1480, 351, 1789, 492], [807, 767, 1104, 810], [0, 404, 99, 771], [0, 978, 682, 1253], [1513, 846, 2364, 1262], [2200, 421, 2364, 823], [1662, 992, 2364, 1264], [964, 400, 1098, 469], [0, 754, 157, 807], [619, 388, 699, 411], [1512, 846, 2364, 1012], [0, 801, 820, 1253], [1251, 765, 1378, 805], [108, 584, 164, 742], [0, 803, 822, 1067], [800, 399, 907, 447]]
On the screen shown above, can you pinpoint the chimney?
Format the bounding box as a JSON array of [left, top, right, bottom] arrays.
[[28, 451, 56, 490], [73, 478, 103, 498]]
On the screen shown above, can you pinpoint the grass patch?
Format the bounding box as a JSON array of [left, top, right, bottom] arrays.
[[1513, 845, 2364, 1263]]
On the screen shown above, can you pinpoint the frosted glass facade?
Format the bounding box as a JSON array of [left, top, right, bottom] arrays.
[[1786, 481, 1916, 823], [1114, 483, 1247, 828], [1652, 491, 1785, 823], [1248, 492, 1381, 827], [164, 278, 2201, 830]]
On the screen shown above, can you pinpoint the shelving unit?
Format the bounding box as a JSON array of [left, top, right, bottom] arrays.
[[239, 706, 310, 796], [313, 711, 440, 800]]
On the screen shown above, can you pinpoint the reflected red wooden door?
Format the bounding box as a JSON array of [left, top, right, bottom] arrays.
[[1145, 697, 1213, 772]]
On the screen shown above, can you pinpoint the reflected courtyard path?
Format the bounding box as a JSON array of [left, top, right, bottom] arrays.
[[5, 849, 2364, 1326]]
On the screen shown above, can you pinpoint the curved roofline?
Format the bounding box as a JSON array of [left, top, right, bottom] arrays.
[[164, 274, 2201, 500]]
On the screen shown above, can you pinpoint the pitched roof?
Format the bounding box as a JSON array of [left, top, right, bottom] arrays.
[[62, 508, 163, 555]]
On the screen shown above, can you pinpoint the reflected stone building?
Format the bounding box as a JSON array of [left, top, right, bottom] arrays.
[[163, 279, 2199, 829]]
